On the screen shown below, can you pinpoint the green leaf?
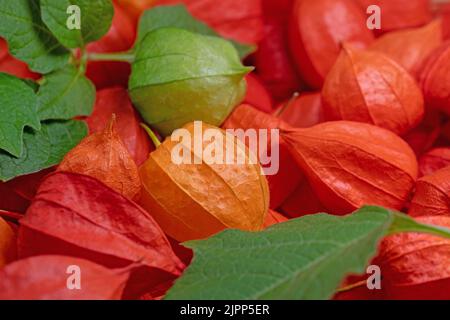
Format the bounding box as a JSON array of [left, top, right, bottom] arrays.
[[37, 66, 95, 121], [129, 28, 252, 137], [0, 73, 41, 157], [40, 0, 114, 48], [166, 206, 450, 300], [0, 120, 87, 181], [0, 0, 70, 73], [137, 5, 255, 59]]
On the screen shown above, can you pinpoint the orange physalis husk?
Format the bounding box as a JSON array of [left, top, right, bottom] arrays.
[[322, 45, 424, 135], [281, 121, 418, 215], [275, 92, 324, 128], [263, 209, 288, 229], [369, 20, 442, 78], [418, 148, 450, 177], [59, 115, 142, 200], [19, 171, 185, 299], [0, 255, 131, 300], [139, 122, 270, 242], [355, 0, 432, 34], [288, 0, 374, 89], [222, 104, 304, 209], [374, 216, 450, 300], [419, 42, 450, 116], [0, 216, 16, 268], [409, 166, 450, 217]]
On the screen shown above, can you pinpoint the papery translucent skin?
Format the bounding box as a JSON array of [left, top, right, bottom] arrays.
[[322, 46, 424, 135], [0, 255, 130, 300], [59, 117, 142, 200], [86, 3, 136, 89], [289, 0, 374, 89], [244, 73, 273, 113], [370, 20, 442, 78], [276, 92, 324, 128], [139, 122, 269, 242], [0, 217, 16, 268], [222, 104, 304, 209], [85, 87, 153, 166], [156, 0, 264, 44], [355, 0, 432, 34], [420, 42, 450, 116], [19, 172, 185, 298], [282, 121, 418, 214], [418, 148, 450, 177], [375, 216, 450, 300], [409, 166, 450, 217]]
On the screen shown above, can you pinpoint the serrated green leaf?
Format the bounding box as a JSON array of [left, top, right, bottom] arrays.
[[137, 5, 254, 59], [0, 0, 70, 73], [129, 28, 251, 137], [37, 66, 95, 121], [40, 0, 114, 48], [166, 206, 450, 300], [0, 120, 87, 181], [0, 73, 41, 157]]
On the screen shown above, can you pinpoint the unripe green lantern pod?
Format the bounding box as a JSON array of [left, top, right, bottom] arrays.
[[129, 28, 251, 137]]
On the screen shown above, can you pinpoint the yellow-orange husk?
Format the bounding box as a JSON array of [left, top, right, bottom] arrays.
[[139, 122, 270, 242]]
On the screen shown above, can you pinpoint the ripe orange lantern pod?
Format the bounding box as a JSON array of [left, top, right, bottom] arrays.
[[222, 104, 304, 209], [281, 121, 419, 215], [418, 148, 450, 177], [374, 216, 450, 300], [18, 171, 185, 298], [369, 20, 442, 78], [409, 166, 450, 217], [59, 116, 142, 201], [0, 255, 132, 300], [420, 42, 450, 116], [139, 122, 270, 242], [322, 45, 425, 135], [288, 0, 374, 89]]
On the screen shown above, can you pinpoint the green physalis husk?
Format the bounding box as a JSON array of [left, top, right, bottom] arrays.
[[129, 28, 252, 137]]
